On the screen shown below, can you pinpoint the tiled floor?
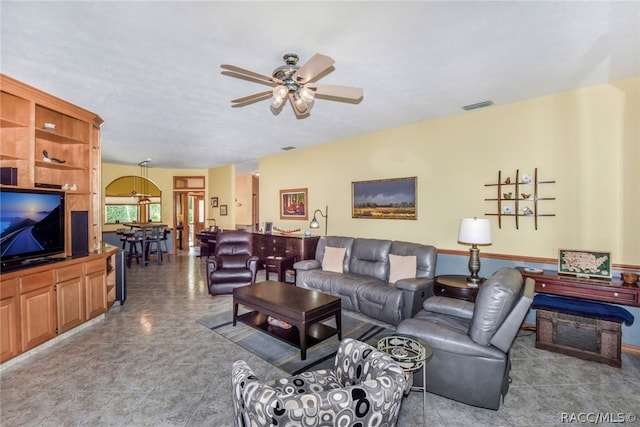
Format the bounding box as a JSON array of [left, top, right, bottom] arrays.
[[1, 249, 639, 426]]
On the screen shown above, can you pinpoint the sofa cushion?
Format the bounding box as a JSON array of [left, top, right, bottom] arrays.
[[469, 268, 523, 346], [357, 283, 405, 326], [388, 254, 416, 283], [322, 246, 346, 273], [390, 241, 437, 279], [315, 236, 354, 273], [348, 238, 392, 282]]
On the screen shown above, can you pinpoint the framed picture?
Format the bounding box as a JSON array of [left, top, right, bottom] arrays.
[[279, 188, 308, 220], [558, 249, 612, 279], [211, 197, 218, 208], [352, 177, 417, 220], [220, 204, 228, 216], [264, 221, 273, 234]]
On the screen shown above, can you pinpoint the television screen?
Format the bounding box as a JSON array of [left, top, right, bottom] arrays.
[[0, 187, 65, 266]]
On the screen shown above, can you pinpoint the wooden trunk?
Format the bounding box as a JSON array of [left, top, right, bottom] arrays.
[[535, 309, 622, 367]]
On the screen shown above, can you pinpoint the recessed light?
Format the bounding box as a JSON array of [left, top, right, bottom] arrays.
[[462, 100, 494, 111]]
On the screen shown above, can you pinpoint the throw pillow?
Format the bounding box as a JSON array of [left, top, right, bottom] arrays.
[[388, 254, 417, 283], [322, 246, 346, 273]]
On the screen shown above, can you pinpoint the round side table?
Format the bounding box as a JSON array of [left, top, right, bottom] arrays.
[[377, 334, 432, 425], [435, 274, 482, 302]]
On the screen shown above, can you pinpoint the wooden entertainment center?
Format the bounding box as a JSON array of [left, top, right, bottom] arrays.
[[1, 74, 117, 364]]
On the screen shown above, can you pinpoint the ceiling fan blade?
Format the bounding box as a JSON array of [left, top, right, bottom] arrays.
[[221, 71, 276, 87], [288, 93, 310, 118], [292, 53, 335, 84], [310, 84, 364, 101], [231, 90, 273, 104], [221, 64, 282, 84]]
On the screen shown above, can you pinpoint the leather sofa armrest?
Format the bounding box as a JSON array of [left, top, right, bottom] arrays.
[[294, 259, 321, 271], [207, 256, 221, 272], [395, 277, 434, 292], [247, 256, 259, 275], [423, 296, 475, 320]]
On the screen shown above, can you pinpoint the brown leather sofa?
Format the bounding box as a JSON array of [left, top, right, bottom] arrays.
[[206, 231, 259, 295]]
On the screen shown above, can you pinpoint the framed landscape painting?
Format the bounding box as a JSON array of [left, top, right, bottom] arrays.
[[352, 177, 417, 220], [280, 188, 308, 220]]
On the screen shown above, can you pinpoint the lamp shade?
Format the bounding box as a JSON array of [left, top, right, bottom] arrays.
[[458, 218, 492, 245]]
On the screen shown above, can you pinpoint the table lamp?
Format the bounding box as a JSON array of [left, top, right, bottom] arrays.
[[458, 217, 492, 285]]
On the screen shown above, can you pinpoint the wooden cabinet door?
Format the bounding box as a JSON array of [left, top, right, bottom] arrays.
[[57, 277, 85, 333], [20, 286, 57, 352], [1, 277, 20, 363], [85, 271, 107, 320]]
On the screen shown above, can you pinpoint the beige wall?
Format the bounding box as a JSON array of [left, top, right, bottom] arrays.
[[258, 77, 639, 265], [235, 175, 254, 227], [207, 164, 235, 230]]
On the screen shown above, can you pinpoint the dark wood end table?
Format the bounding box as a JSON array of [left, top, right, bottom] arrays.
[[233, 281, 342, 360], [435, 275, 482, 302], [264, 255, 296, 283]]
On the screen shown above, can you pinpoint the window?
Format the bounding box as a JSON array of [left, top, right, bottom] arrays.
[[106, 203, 139, 223], [104, 176, 162, 224]]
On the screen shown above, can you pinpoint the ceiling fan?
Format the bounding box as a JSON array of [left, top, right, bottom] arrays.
[[221, 53, 364, 118]]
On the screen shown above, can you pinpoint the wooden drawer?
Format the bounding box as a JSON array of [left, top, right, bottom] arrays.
[[1, 277, 19, 299], [19, 270, 55, 293], [535, 280, 637, 306], [84, 258, 106, 275], [56, 263, 83, 283]]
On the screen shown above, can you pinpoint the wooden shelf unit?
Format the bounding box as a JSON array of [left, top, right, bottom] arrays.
[[0, 74, 104, 251], [484, 168, 555, 230], [1, 74, 113, 364]]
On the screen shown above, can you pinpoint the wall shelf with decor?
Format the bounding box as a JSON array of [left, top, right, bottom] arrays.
[[484, 168, 555, 230]]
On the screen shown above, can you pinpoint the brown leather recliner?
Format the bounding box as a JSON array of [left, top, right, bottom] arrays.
[[207, 231, 259, 295]]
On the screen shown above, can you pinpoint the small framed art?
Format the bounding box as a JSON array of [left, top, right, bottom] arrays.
[[558, 249, 611, 279], [279, 188, 308, 220], [220, 204, 228, 216], [211, 197, 218, 208]]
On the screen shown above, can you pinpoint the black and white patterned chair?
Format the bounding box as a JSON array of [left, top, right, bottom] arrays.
[[232, 338, 407, 427]]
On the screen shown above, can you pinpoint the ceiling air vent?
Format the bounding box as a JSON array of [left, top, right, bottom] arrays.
[[281, 146, 296, 151], [462, 100, 494, 111]]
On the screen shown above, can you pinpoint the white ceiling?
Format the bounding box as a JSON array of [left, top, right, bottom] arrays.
[[2, 1, 638, 175]]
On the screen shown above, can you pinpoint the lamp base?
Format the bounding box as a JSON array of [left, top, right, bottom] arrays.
[[466, 276, 484, 288]]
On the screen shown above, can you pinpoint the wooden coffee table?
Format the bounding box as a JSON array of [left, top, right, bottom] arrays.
[[233, 281, 342, 360]]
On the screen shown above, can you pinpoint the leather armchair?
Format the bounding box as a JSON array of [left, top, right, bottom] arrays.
[[207, 231, 258, 295], [396, 267, 534, 410], [232, 338, 407, 427]]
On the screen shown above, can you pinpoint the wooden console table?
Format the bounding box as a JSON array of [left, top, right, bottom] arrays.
[[520, 268, 639, 307], [252, 233, 319, 264]]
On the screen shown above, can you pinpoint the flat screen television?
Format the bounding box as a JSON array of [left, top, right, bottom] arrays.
[[1, 187, 66, 270]]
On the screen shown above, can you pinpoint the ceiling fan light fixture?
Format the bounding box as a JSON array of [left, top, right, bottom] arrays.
[[222, 53, 363, 118], [273, 85, 288, 99], [271, 96, 285, 109], [299, 86, 315, 103]]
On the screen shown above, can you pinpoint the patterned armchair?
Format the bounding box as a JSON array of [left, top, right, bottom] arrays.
[[232, 338, 407, 427]]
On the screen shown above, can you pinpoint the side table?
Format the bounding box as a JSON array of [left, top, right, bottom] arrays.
[[435, 274, 482, 302], [377, 334, 432, 426], [265, 255, 296, 283]]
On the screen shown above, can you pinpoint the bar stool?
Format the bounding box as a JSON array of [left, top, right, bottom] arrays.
[[125, 231, 143, 268], [145, 227, 169, 264]]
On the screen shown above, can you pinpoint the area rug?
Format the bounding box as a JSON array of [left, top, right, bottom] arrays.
[[198, 310, 392, 375]]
